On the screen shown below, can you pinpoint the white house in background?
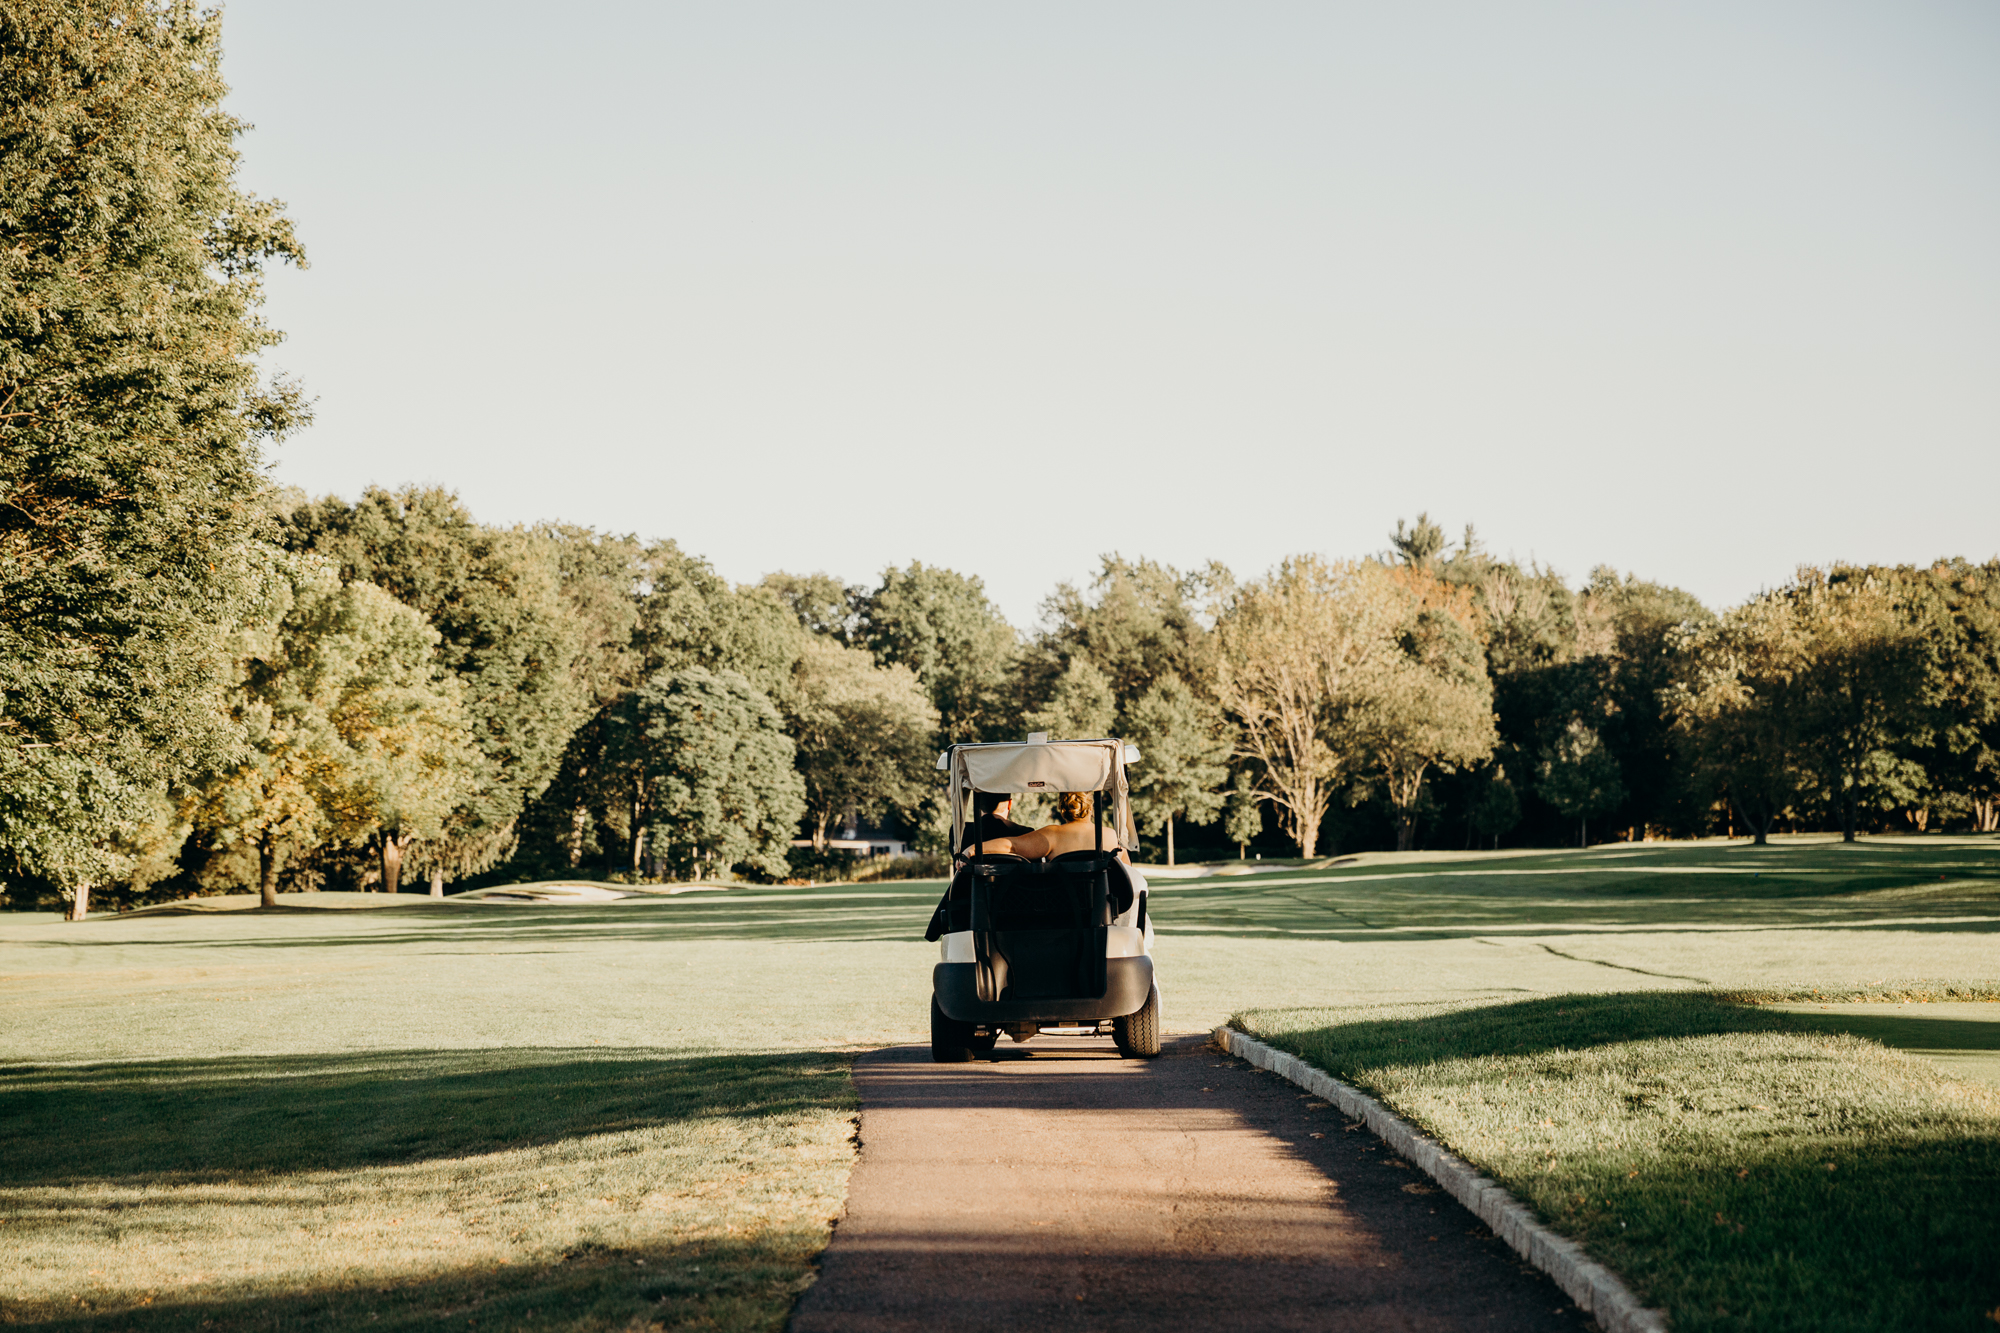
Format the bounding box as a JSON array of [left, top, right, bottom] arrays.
[[791, 813, 912, 859]]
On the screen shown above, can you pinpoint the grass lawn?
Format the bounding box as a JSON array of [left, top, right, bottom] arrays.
[[2, 833, 1996, 1329]]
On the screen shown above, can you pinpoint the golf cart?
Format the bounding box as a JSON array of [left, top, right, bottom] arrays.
[[924, 735, 1161, 1062]]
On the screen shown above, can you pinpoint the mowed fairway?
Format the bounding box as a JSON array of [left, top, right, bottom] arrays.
[[2, 835, 1996, 1330]]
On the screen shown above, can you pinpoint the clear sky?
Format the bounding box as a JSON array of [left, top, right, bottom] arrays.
[[222, 1, 1999, 627]]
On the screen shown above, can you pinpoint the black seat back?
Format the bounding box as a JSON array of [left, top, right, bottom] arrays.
[[921, 854, 1113, 1003]]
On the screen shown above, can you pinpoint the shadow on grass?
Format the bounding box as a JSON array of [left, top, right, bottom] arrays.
[[4, 1234, 819, 1333], [0, 1048, 852, 1186], [1248, 992, 2000, 1333]]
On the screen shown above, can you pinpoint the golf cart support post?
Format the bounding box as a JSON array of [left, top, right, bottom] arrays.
[[926, 736, 1160, 1059]]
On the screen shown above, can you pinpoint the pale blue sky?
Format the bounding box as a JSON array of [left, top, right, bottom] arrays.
[[224, 1, 2000, 626]]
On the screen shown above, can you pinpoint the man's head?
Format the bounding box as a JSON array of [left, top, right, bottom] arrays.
[[972, 791, 1012, 819]]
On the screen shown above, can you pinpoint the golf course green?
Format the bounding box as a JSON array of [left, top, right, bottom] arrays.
[[1, 835, 1994, 1331]]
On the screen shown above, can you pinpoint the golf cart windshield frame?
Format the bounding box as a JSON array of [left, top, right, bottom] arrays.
[[938, 737, 1141, 858]]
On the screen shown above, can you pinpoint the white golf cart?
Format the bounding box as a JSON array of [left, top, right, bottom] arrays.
[[923, 736, 1161, 1062]]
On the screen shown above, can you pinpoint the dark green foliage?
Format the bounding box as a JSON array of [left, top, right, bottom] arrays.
[[762, 570, 864, 645], [1033, 556, 1212, 723], [628, 667, 805, 881], [855, 562, 1017, 743], [0, 1, 304, 908]]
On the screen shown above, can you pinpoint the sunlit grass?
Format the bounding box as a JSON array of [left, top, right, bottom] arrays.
[[1238, 991, 2000, 1332], [1, 834, 1994, 1328]]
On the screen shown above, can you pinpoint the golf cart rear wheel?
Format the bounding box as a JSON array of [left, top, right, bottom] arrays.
[[931, 995, 975, 1063], [1113, 984, 1161, 1058]]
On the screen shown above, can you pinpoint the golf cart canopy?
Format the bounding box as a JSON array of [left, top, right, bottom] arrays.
[[938, 735, 1141, 855]]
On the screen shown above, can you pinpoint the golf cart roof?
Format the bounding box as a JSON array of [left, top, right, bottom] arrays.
[[937, 735, 1141, 794]]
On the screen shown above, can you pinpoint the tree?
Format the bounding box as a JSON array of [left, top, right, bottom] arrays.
[[626, 667, 804, 881], [1224, 770, 1263, 860], [1898, 561, 2000, 832], [505, 545, 817, 882], [1125, 679, 1230, 865], [1034, 556, 1212, 717], [1357, 572, 1497, 851], [762, 571, 863, 644], [1536, 720, 1624, 847], [787, 640, 937, 850], [278, 487, 593, 885], [856, 563, 1018, 743], [1213, 557, 1398, 857], [1023, 659, 1117, 740], [1667, 595, 1811, 845], [1787, 569, 1933, 842], [0, 0, 306, 918], [1581, 567, 1713, 835], [183, 553, 472, 906], [1389, 512, 1449, 570], [1467, 765, 1522, 849]]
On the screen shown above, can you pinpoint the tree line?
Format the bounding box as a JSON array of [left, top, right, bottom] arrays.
[[4, 4, 1996, 918]]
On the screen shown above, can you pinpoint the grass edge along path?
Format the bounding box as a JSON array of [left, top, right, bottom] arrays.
[[1234, 989, 2000, 1333]]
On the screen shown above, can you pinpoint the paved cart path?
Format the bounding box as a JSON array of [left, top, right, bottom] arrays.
[[790, 1034, 1584, 1333]]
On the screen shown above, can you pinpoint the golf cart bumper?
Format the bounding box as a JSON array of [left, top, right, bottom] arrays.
[[933, 958, 1154, 1024]]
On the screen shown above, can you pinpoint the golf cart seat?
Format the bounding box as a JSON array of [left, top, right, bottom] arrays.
[[924, 853, 1138, 941]]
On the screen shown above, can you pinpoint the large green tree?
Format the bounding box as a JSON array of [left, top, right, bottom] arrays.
[[0, 1, 306, 917], [1897, 560, 2000, 832], [1213, 557, 1399, 857], [1536, 720, 1624, 847], [1125, 678, 1230, 865], [278, 487, 593, 886], [787, 640, 936, 850], [1358, 572, 1498, 851], [1786, 568, 1933, 842], [508, 543, 812, 880], [1034, 557, 1212, 720], [856, 563, 1017, 744], [1667, 594, 1812, 845], [183, 552, 472, 906], [629, 667, 805, 881]]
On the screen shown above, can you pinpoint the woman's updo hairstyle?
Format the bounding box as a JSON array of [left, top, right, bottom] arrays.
[[1053, 790, 1095, 824]]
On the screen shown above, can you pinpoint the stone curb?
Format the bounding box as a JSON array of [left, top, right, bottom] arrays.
[[1212, 1026, 1669, 1333]]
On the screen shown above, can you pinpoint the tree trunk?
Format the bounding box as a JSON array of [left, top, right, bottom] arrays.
[[1975, 798, 1998, 834], [429, 865, 444, 897], [1580, 816, 1587, 848], [1841, 793, 1857, 843], [1166, 815, 1175, 867], [379, 831, 407, 895], [258, 830, 281, 908], [65, 880, 92, 921], [812, 810, 830, 853], [629, 779, 649, 878]]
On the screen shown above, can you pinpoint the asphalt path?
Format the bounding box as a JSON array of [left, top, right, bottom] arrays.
[[790, 1033, 1584, 1333]]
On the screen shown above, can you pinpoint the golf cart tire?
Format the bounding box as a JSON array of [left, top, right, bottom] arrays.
[[931, 995, 976, 1063], [1113, 984, 1161, 1058]]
